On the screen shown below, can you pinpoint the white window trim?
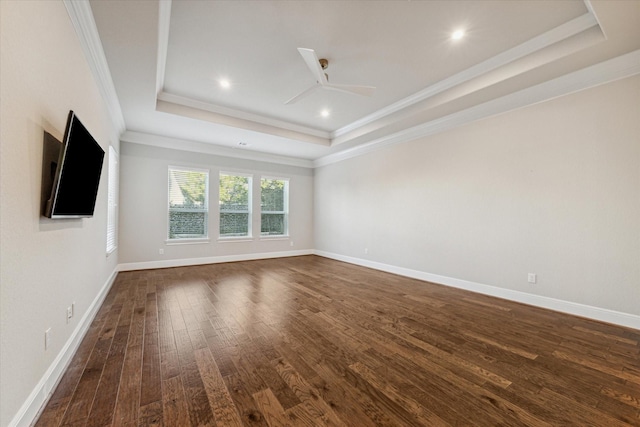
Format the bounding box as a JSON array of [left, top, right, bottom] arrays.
[[165, 238, 210, 245], [217, 237, 255, 243]]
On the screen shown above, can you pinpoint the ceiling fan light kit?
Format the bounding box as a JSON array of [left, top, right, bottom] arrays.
[[285, 47, 376, 105]]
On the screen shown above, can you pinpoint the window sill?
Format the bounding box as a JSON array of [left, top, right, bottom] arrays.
[[259, 235, 289, 241], [218, 236, 254, 243], [165, 238, 210, 246]]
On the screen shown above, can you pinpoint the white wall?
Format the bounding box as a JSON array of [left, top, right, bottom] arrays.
[[315, 75, 640, 317], [118, 142, 314, 267], [0, 1, 119, 426]]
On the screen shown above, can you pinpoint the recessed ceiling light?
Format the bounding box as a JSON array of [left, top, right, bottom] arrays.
[[320, 109, 330, 118], [452, 29, 465, 41], [219, 79, 231, 89]]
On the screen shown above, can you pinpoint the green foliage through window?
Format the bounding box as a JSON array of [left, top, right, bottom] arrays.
[[168, 167, 208, 239], [219, 173, 251, 237], [261, 178, 288, 236]]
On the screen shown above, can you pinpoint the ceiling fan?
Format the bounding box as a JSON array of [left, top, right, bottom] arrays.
[[285, 48, 376, 105]]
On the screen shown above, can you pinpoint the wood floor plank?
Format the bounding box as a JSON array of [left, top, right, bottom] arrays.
[[85, 322, 130, 426], [127, 304, 147, 348], [305, 372, 381, 427], [246, 341, 301, 411], [162, 376, 190, 427], [35, 256, 640, 427], [348, 361, 450, 427], [224, 373, 269, 427], [252, 388, 290, 427], [112, 344, 143, 425], [140, 338, 162, 407], [139, 400, 163, 426], [272, 357, 345, 427], [160, 349, 180, 381], [178, 350, 215, 426], [58, 336, 112, 425], [194, 347, 244, 427]]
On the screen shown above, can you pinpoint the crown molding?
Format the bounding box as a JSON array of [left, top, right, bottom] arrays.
[[157, 91, 331, 143], [63, 0, 126, 137], [153, 1, 601, 149], [583, 0, 605, 39], [314, 50, 640, 168], [156, 0, 172, 96], [331, 12, 600, 141], [121, 131, 314, 169], [75, 0, 628, 172]]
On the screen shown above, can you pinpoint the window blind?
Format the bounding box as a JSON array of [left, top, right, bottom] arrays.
[[168, 167, 209, 239], [106, 146, 118, 254]]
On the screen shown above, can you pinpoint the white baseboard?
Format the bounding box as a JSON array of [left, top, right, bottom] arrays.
[[118, 249, 314, 272], [9, 267, 119, 427], [314, 250, 640, 331]]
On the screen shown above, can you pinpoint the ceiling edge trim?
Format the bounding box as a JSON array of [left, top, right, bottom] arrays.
[[157, 91, 331, 141], [121, 131, 315, 169], [582, 0, 606, 39], [331, 12, 599, 140], [156, 99, 329, 147], [314, 50, 640, 168], [156, 0, 171, 96], [63, 0, 126, 137]]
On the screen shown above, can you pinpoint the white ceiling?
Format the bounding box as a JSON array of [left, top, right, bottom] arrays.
[[88, 0, 640, 165]]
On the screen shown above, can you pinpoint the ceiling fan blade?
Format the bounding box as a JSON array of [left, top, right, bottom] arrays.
[[297, 48, 328, 85], [284, 84, 321, 105], [323, 83, 376, 97]]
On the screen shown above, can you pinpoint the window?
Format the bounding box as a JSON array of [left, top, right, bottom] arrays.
[[219, 173, 252, 237], [106, 146, 118, 254], [261, 177, 288, 236], [168, 167, 209, 239]]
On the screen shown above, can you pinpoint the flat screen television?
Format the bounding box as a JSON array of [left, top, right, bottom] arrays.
[[44, 111, 105, 218]]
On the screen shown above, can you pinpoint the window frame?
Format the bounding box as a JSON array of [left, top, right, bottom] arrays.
[[167, 165, 210, 242], [106, 146, 118, 255], [218, 171, 253, 239], [260, 176, 289, 237]]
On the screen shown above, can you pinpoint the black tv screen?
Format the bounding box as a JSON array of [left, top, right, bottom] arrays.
[[45, 111, 105, 218]]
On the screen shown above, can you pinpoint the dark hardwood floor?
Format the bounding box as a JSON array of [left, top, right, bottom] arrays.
[[36, 255, 640, 426]]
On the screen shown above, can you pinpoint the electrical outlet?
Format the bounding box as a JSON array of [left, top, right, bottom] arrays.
[[290, 241, 294, 247], [67, 306, 73, 323], [45, 328, 51, 350], [72, 302, 75, 317], [159, 248, 164, 255], [364, 248, 369, 254], [528, 273, 537, 284]]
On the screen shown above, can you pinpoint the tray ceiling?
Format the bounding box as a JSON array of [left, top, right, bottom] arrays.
[[87, 0, 640, 164]]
